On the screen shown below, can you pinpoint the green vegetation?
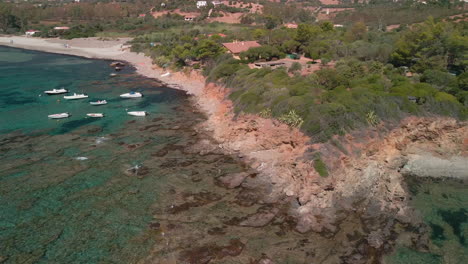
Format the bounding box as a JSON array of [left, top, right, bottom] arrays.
[[314, 157, 329, 178], [278, 110, 304, 128], [1, 1, 466, 143], [334, 1, 466, 29]]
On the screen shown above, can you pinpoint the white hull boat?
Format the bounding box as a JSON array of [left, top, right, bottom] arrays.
[[90, 100, 107, 105], [48, 113, 70, 119], [86, 113, 104, 118], [127, 111, 147, 117], [64, 93, 88, 100], [44, 88, 68, 95], [120, 92, 142, 98], [110, 73, 117, 77]]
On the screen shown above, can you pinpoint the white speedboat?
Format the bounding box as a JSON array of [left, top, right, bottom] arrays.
[[90, 100, 107, 105], [110, 73, 117, 77], [44, 88, 68, 95], [64, 93, 88, 100], [86, 113, 104, 118], [120, 92, 142, 98], [127, 111, 147, 117], [48, 113, 70, 119]]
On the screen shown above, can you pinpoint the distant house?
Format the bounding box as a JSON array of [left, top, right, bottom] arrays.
[[197, 1, 207, 8], [208, 33, 227, 38], [222, 41, 261, 56], [138, 14, 146, 18], [212, 1, 223, 6], [184, 16, 195, 21], [333, 24, 344, 28], [25, 30, 40, 36], [284, 23, 298, 29], [74, 0, 80, 2], [53, 27, 70, 30]]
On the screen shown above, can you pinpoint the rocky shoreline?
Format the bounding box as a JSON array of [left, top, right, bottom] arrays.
[[2, 37, 467, 262]]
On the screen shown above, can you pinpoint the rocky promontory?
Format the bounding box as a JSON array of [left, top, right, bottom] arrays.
[[191, 81, 467, 261]]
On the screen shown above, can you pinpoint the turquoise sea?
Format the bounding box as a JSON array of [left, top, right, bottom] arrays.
[[0, 46, 197, 263], [1, 46, 466, 264]]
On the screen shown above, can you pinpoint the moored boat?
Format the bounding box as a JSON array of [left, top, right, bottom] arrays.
[[110, 73, 117, 77], [64, 93, 88, 100], [44, 88, 68, 95], [86, 113, 104, 118], [120, 92, 142, 98], [127, 111, 147, 117], [48, 113, 70, 119], [90, 100, 107, 105], [110, 61, 125, 67]]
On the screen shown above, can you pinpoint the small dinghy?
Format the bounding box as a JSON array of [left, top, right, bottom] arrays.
[[120, 92, 142, 98], [127, 111, 147, 117], [110, 61, 125, 67], [48, 113, 70, 119], [86, 113, 104, 118], [64, 93, 88, 100], [44, 88, 68, 95], [90, 100, 107, 105], [110, 73, 117, 77]]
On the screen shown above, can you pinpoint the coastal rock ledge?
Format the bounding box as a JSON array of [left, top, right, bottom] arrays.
[[196, 81, 467, 236], [193, 81, 467, 258]]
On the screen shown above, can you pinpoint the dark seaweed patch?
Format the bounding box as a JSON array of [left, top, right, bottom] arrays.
[[438, 209, 467, 245], [429, 222, 446, 241], [55, 118, 99, 134]]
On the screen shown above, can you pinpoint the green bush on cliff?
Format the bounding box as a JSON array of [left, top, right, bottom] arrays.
[[314, 158, 328, 178]]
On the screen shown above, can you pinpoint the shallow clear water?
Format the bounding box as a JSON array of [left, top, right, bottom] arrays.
[[0, 46, 196, 263], [385, 177, 468, 264]]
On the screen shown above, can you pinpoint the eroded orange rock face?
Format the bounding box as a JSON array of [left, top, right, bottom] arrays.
[[168, 69, 467, 235], [196, 81, 467, 234]]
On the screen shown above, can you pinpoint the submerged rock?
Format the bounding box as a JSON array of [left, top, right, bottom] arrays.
[[178, 239, 245, 263], [217, 172, 249, 188], [239, 207, 279, 227]]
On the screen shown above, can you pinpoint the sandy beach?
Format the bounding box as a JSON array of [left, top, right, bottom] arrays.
[[0, 36, 205, 96]]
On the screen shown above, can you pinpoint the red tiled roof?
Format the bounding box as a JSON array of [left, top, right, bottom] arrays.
[[285, 23, 298, 29], [222, 41, 261, 54], [208, 33, 227, 37]]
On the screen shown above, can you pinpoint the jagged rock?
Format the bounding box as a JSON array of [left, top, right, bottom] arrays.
[[367, 230, 384, 249], [218, 172, 249, 188], [401, 154, 468, 179], [239, 207, 279, 227]]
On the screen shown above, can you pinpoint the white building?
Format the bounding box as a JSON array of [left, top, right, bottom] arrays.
[[197, 1, 207, 8], [25, 30, 40, 36]]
